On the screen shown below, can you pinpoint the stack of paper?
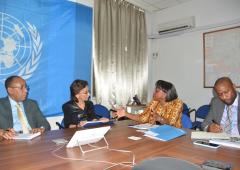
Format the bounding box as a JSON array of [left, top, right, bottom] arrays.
[[191, 132, 230, 140], [144, 125, 186, 141], [128, 123, 159, 130], [210, 137, 240, 149]]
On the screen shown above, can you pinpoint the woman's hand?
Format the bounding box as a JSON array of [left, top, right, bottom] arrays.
[[79, 121, 87, 127], [151, 110, 166, 125], [115, 108, 126, 118], [99, 117, 109, 122]]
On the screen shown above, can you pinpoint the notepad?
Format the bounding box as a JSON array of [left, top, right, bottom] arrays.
[[191, 131, 230, 140], [210, 137, 240, 149], [144, 125, 186, 141], [128, 123, 159, 130], [12, 132, 41, 140]]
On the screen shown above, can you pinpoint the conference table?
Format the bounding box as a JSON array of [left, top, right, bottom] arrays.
[[0, 120, 240, 170]]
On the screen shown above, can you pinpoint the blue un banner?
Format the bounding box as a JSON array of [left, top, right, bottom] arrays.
[[0, 0, 92, 116]]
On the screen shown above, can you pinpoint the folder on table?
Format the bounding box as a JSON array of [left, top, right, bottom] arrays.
[[144, 125, 186, 141], [82, 120, 114, 128]]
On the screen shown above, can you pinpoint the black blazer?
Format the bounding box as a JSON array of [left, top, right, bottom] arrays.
[[62, 100, 97, 128]]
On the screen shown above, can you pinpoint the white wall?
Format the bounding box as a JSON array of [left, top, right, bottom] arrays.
[[146, 0, 240, 110]]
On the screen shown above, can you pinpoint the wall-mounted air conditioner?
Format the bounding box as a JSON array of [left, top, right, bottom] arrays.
[[157, 16, 195, 35]]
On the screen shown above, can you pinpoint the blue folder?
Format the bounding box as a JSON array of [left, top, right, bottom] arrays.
[[83, 120, 114, 128], [149, 125, 186, 141]]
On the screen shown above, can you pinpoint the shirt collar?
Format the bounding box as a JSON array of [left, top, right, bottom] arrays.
[[231, 93, 238, 107], [8, 96, 23, 106]]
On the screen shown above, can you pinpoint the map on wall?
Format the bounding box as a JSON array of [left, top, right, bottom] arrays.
[[204, 26, 240, 87]]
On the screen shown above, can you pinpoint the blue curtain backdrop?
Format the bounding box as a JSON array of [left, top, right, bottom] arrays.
[[0, 0, 92, 116]]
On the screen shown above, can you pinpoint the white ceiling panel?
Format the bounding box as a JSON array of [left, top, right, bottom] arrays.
[[73, 0, 192, 12], [126, 0, 192, 12]]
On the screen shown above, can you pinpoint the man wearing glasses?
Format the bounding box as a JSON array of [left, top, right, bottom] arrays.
[[0, 75, 50, 140]]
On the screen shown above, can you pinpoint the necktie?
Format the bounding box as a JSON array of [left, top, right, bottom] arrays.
[[16, 103, 30, 134], [224, 106, 232, 134]]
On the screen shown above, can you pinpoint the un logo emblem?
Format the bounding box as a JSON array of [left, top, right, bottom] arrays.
[[0, 12, 42, 82]]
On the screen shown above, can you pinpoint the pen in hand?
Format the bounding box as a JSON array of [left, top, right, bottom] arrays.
[[212, 120, 218, 125], [210, 120, 222, 132]]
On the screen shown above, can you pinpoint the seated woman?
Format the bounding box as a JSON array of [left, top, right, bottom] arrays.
[[62, 79, 109, 128], [116, 80, 183, 128]]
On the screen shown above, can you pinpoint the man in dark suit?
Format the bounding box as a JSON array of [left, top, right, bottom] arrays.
[[201, 77, 240, 135], [0, 76, 50, 140]]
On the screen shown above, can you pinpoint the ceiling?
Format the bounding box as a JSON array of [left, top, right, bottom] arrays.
[[125, 0, 192, 12], [73, 0, 192, 12]]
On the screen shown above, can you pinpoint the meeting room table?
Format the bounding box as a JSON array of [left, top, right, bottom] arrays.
[[0, 120, 240, 170]]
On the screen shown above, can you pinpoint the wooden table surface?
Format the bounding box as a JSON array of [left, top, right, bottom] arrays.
[[0, 120, 240, 170]]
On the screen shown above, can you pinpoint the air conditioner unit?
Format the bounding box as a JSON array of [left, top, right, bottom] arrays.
[[157, 16, 195, 35]]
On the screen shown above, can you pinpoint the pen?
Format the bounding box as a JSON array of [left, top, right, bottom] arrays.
[[212, 120, 218, 124]]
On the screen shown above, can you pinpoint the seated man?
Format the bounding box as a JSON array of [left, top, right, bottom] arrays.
[[201, 77, 240, 135], [0, 76, 50, 140]]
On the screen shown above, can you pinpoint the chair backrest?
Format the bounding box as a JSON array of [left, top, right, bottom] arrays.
[[182, 103, 189, 115], [94, 104, 110, 119], [195, 105, 210, 119], [182, 103, 195, 117], [181, 114, 192, 129], [56, 119, 65, 129]]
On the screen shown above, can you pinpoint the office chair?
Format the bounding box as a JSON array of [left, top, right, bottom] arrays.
[[94, 104, 111, 119], [181, 114, 193, 129], [56, 119, 65, 129], [182, 103, 195, 117], [192, 104, 210, 130]]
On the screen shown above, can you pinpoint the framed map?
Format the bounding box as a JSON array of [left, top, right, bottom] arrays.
[[203, 26, 240, 87]]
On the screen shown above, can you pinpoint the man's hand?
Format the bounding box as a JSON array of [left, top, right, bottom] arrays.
[[0, 128, 16, 140], [31, 128, 45, 134], [208, 123, 222, 133]]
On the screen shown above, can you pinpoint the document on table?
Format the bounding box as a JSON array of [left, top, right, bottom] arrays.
[[128, 123, 159, 130], [210, 136, 240, 149], [191, 131, 230, 140], [12, 132, 41, 140], [144, 125, 186, 141]]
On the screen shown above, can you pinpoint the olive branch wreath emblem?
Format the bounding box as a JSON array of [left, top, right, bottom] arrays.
[[18, 22, 42, 80]]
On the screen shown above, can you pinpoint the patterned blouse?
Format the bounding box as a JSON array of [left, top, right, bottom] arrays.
[[138, 98, 183, 128]]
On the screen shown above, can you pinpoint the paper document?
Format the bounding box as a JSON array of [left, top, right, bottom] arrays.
[[191, 131, 230, 140], [210, 136, 240, 149], [12, 132, 41, 140], [128, 123, 159, 130]]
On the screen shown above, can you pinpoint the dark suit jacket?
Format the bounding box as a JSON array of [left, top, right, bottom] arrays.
[[201, 92, 240, 134], [0, 97, 50, 130]]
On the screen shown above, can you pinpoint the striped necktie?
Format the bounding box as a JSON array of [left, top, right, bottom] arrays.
[[224, 106, 232, 134], [16, 103, 30, 134]]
